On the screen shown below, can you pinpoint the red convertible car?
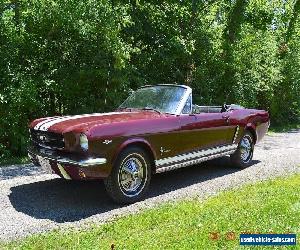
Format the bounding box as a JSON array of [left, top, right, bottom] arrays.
[[28, 85, 270, 203]]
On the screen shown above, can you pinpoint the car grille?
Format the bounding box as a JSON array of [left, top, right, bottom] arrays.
[[30, 129, 65, 149]]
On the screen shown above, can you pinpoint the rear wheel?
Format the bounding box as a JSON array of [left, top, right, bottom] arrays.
[[230, 131, 254, 168], [104, 146, 152, 204]]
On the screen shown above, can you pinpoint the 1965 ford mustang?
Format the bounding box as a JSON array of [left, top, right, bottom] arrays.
[[28, 84, 270, 203]]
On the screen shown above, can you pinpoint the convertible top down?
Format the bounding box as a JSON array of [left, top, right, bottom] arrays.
[[28, 84, 270, 203]]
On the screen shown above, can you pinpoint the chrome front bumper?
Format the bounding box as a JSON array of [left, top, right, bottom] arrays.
[[28, 148, 107, 167]]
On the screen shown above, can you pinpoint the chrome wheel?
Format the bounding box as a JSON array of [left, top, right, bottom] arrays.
[[240, 135, 253, 163], [118, 153, 147, 197], [230, 131, 254, 169], [104, 146, 152, 204]]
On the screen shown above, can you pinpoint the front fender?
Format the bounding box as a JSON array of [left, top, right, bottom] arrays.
[[112, 137, 157, 166]]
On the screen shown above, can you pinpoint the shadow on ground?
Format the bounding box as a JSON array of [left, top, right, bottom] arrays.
[[9, 157, 260, 223], [0, 164, 41, 181]]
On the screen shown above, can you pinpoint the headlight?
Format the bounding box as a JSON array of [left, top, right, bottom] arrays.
[[79, 133, 88, 151]]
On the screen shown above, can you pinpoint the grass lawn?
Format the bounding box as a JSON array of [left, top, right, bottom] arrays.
[[1, 173, 299, 250]]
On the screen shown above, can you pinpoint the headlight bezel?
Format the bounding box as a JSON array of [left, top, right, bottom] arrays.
[[79, 133, 89, 151]]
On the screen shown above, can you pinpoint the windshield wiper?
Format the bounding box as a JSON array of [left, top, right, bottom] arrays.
[[141, 107, 162, 114], [119, 107, 162, 114]]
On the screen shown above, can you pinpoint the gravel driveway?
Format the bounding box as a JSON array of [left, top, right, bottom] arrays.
[[0, 130, 300, 241]]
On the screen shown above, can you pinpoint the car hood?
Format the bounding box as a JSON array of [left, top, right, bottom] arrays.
[[30, 111, 163, 134]]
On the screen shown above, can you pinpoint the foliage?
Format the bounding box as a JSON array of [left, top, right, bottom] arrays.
[[2, 173, 300, 249], [0, 156, 29, 166], [0, 0, 299, 158]]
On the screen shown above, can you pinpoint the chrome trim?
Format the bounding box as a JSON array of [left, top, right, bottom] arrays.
[[155, 144, 237, 167], [156, 149, 236, 174], [232, 125, 240, 144], [240, 134, 253, 163], [139, 84, 190, 90], [181, 93, 192, 114], [56, 157, 107, 167], [175, 86, 192, 115], [31, 139, 64, 150], [28, 149, 107, 167], [57, 164, 72, 180], [118, 153, 146, 197]]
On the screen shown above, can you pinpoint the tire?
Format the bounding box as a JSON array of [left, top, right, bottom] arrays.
[[230, 131, 254, 168], [104, 146, 152, 204]]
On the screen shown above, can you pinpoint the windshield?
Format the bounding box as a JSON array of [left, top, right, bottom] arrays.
[[119, 85, 187, 114]]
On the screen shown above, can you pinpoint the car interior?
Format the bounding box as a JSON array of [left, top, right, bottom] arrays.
[[191, 104, 244, 114], [181, 93, 244, 115]]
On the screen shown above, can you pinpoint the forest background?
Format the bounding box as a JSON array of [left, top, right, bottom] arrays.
[[0, 0, 299, 160]]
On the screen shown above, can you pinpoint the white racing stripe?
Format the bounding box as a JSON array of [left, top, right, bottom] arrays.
[[34, 117, 61, 130], [34, 112, 130, 131]]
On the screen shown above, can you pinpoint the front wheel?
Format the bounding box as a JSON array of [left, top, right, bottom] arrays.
[[230, 131, 254, 168], [104, 146, 152, 204]]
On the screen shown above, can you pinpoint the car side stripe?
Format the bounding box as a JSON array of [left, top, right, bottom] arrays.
[[155, 144, 238, 167], [156, 148, 237, 174]]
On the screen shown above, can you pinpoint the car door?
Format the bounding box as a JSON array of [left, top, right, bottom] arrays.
[[178, 112, 236, 153], [177, 97, 237, 155]]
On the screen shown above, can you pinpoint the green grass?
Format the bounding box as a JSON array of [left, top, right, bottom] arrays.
[[2, 174, 300, 250], [0, 156, 29, 166]]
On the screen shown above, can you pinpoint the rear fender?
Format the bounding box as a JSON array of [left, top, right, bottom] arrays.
[[245, 123, 258, 144]]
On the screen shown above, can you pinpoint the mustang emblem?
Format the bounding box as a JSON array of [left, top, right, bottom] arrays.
[[103, 139, 112, 145], [39, 135, 47, 141], [160, 147, 171, 155]]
